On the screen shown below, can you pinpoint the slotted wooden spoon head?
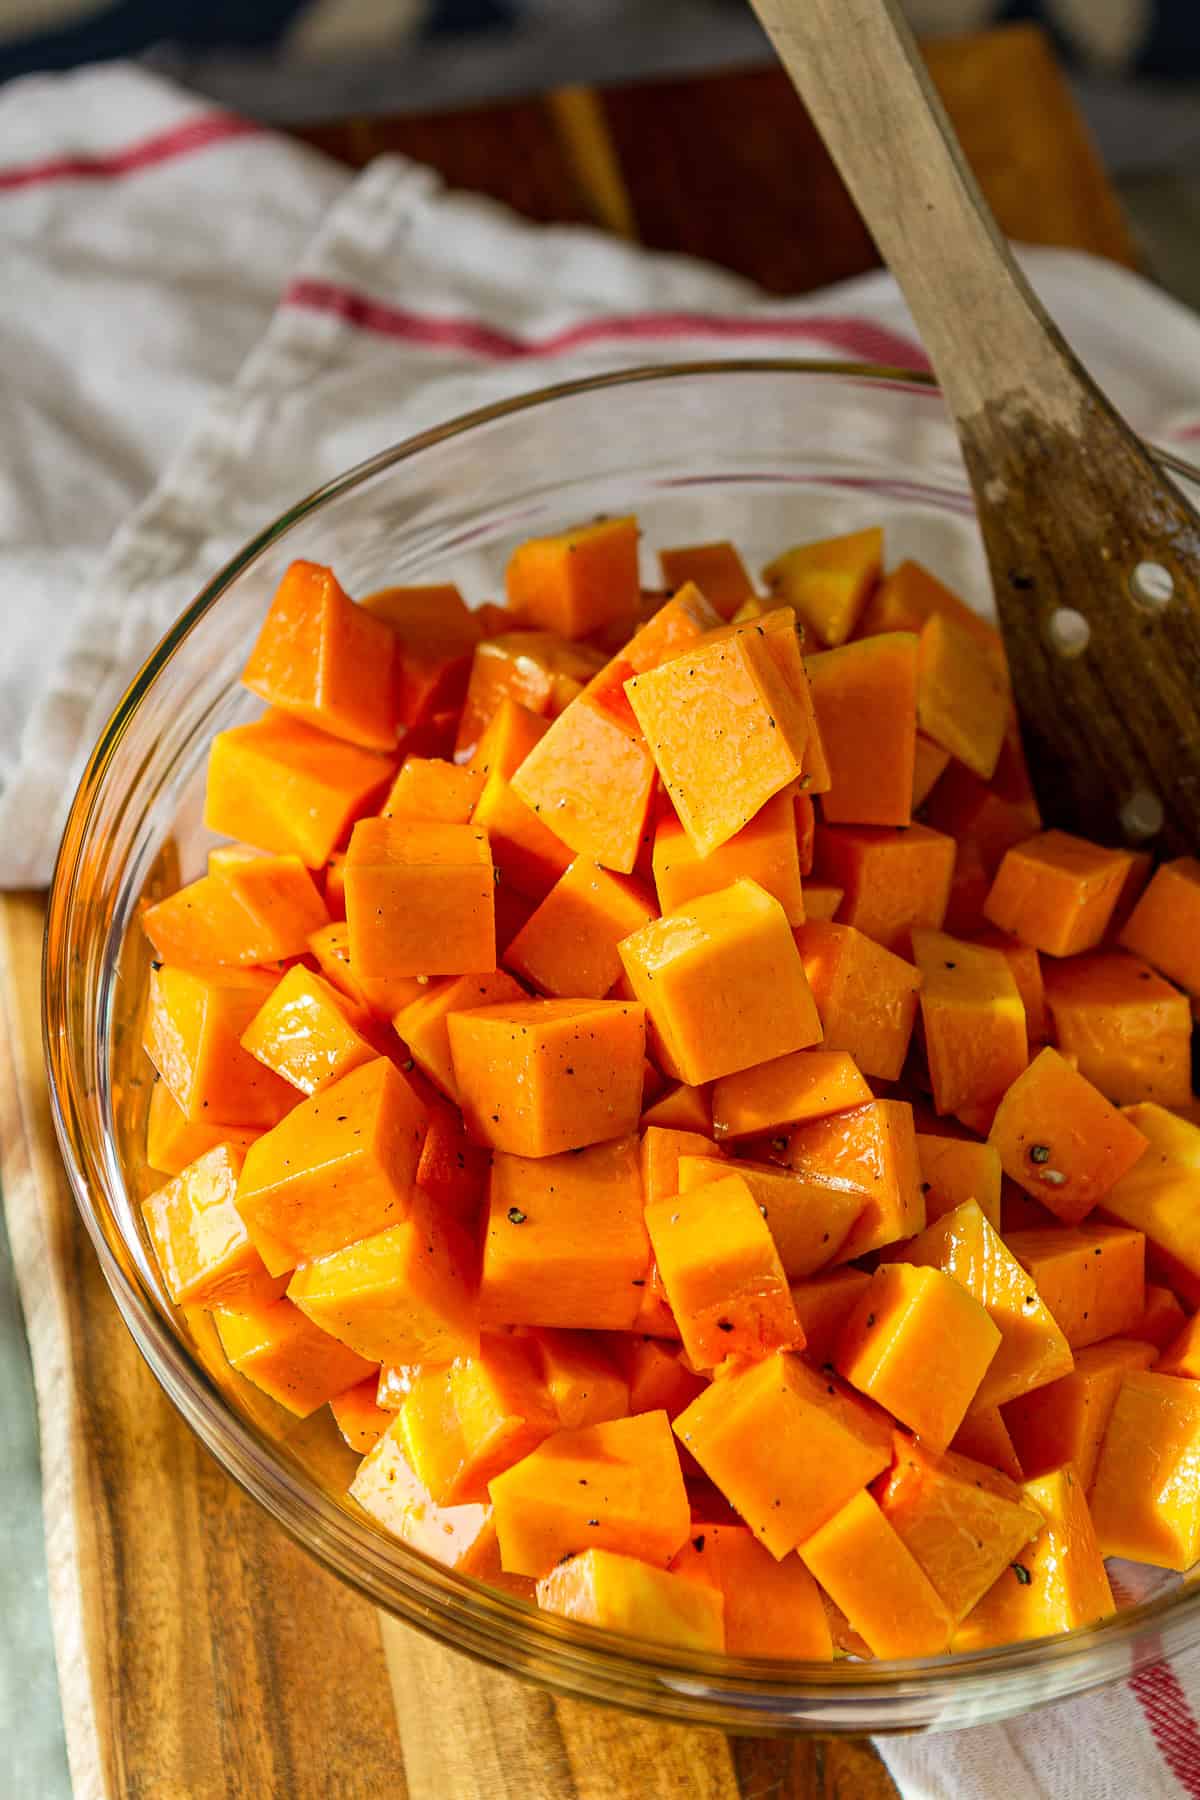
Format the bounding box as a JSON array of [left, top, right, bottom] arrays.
[[749, 0, 1200, 852]]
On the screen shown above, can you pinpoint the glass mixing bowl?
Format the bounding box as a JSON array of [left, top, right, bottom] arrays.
[[43, 362, 1200, 1735]]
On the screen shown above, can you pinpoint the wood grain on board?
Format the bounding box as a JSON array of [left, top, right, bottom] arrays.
[[0, 24, 1133, 1797]]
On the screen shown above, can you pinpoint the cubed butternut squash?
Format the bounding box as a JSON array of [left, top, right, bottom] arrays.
[[711, 1048, 871, 1141], [448, 997, 645, 1156], [812, 823, 955, 955], [805, 633, 918, 827], [794, 921, 921, 1081], [983, 830, 1134, 958], [989, 1047, 1148, 1225], [481, 1135, 649, 1330], [619, 880, 821, 1086], [673, 1351, 892, 1558], [658, 540, 755, 620], [670, 1523, 832, 1657], [911, 928, 1027, 1121], [241, 560, 399, 749], [344, 817, 496, 979], [1042, 950, 1192, 1108], [537, 1549, 724, 1652], [504, 856, 656, 999], [506, 515, 640, 640], [1118, 856, 1200, 995], [800, 1489, 954, 1658], [835, 1263, 1000, 1450], [489, 1410, 690, 1578], [214, 1296, 374, 1416], [1002, 1337, 1156, 1490], [762, 527, 882, 648], [784, 1099, 924, 1262], [952, 1466, 1113, 1648], [361, 582, 482, 729], [1005, 1224, 1145, 1351]]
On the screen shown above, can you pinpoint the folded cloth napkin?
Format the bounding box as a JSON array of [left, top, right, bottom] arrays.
[[5, 58, 1200, 1799]]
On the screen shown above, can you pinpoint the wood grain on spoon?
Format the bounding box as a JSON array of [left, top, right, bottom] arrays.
[[748, 0, 1200, 853]]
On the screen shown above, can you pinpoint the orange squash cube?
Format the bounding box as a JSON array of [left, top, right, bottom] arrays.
[[916, 1133, 1002, 1230], [640, 1081, 713, 1134], [806, 633, 918, 827], [711, 1047, 871, 1140], [859, 558, 1003, 660], [609, 1335, 705, 1420], [812, 822, 955, 955], [911, 928, 1028, 1120], [1119, 856, 1200, 995], [950, 1403, 1024, 1482], [619, 879, 821, 1086], [836, 1263, 1000, 1449], [1104, 1104, 1200, 1306], [241, 560, 399, 750], [453, 630, 602, 761], [145, 1080, 260, 1176], [481, 1135, 648, 1330], [471, 765, 574, 899], [415, 1103, 489, 1234], [624, 612, 810, 857], [1002, 1336, 1155, 1490], [537, 1548, 725, 1651], [876, 1435, 1043, 1623], [794, 921, 921, 1081], [305, 920, 376, 1013], [670, 1523, 832, 1657], [204, 710, 396, 868], [916, 610, 1008, 781], [645, 1171, 801, 1368], [989, 1047, 1149, 1224], [901, 1201, 1074, 1408], [674, 1350, 892, 1558], [1006, 1224, 1145, 1351], [969, 927, 1048, 1044], [489, 1410, 690, 1578], [659, 540, 755, 620], [503, 855, 656, 999], [1043, 950, 1192, 1107], [525, 1329, 630, 1430], [651, 791, 804, 926], [142, 964, 296, 1128], [287, 1194, 478, 1367], [622, 583, 723, 674], [762, 526, 882, 647], [676, 1154, 861, 1280], [983, 830, 1134, 957], [506, 515, 640, 640], [785, 1099, 924, 1262], [400, 1334, 558, 1503], [344, 817, 495, 980], [449, 996, 644, 1156], [787, 1268, 872, 1364], [240, 965, 380, 1097], [509, 662, 659, 876], [350, 1424, 532, 1596], [953, 1465, 1114, 1648], [925, 722, 1041, 881], [800, 1489, 954, 1658], [142, 852, 329, 968], [215, 1296, 374, 1416], [360, 582, 482, 728], [640, 1125, 723, 1207], [466, 695, 549, 780], [1090, 1371, 1200, 1569], [382, 756, 485, 824], [142, 1144, 284, 1309], [329, 1376, 391, 1454], [395, 969, 525, 1099], [235, 1057, 429, 1267]]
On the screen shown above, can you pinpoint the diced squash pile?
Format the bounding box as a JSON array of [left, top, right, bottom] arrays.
[[138, 522, 1200, 1665]]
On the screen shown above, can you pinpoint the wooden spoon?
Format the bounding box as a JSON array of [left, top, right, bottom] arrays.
[[748, 0, 1200, 853]]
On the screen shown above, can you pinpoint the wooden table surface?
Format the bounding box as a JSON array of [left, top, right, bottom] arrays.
[[0, 25, 1134, 1800]]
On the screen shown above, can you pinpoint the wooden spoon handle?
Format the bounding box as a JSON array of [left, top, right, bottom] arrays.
[[745, 0, 1083, 426]]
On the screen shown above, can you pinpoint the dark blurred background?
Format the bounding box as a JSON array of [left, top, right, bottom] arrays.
[[2, 1, 1198, 301]]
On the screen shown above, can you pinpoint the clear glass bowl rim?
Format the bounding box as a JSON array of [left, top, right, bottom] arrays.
[[41, 359, 1200, 1734]]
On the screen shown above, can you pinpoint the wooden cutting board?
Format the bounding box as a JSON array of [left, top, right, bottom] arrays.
[[0, 26, 1133, 1797]]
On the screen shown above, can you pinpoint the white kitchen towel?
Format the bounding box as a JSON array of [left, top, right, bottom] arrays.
[[4, 59, 1200, 1798]]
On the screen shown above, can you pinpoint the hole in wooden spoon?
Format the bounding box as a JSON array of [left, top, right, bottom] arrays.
[[1130, 561, 1174, 610], [1046, 607, 1091, 658], [1121, 788, 1165, 841]]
